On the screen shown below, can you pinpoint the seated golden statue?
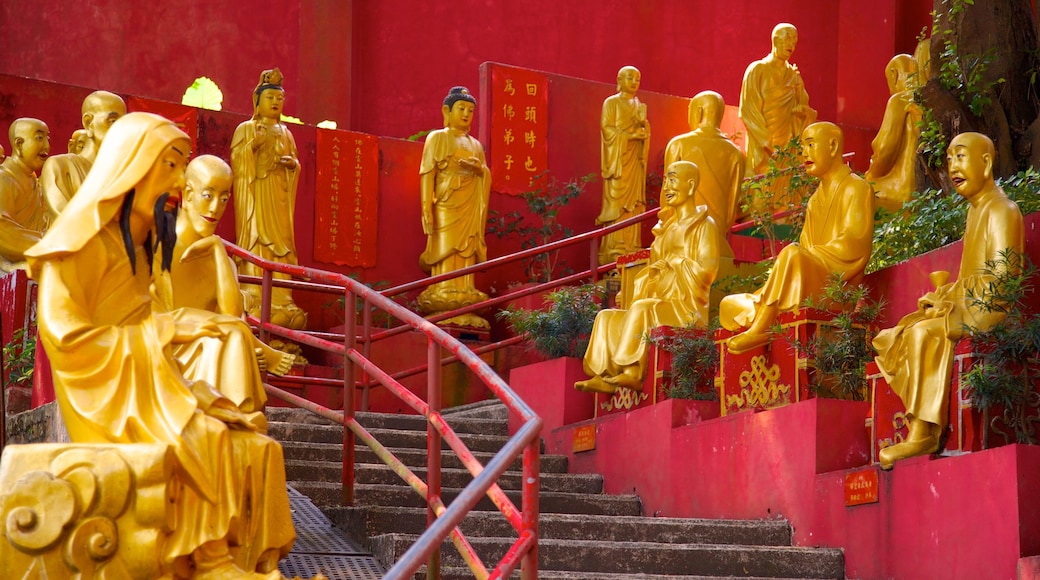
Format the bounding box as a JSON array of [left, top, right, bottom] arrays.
[[739, 23, 817, 176], [18, 112, 295, 578], [721, 122, 874, 353], [417, 86, 491, 329], [153, 154, 296, 413], [598, 65, 650, 265], [576, 161, 719, 394], [865, 54, 922, 211], [67, 128, 88, 154], [231, 68, 308, 329], [664, 90, 745, 257], [0, 118, 50, 272], [874, 133, 1025, 469], [40, 90, 126, 219]]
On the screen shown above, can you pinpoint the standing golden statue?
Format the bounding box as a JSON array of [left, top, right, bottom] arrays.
[[598, 65, 650, 265], [231, 68, 308, 329], [0, 118, 50, 272], [417, 86, 491, 329], [721, 122, 874, 353], [739, 23, 817, 176], [577, 161, 719, 394], [18, 112, 295, 578], [664, 91, 745, 257], [39, 90, 126, 219], [865, 54, 922, 211], [874, 133, 1024, 469]]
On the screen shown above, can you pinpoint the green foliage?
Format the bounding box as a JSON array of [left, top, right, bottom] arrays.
[[789, 275, 885, 401], [326, 276, 398, 328], [962, 250, 1040, 444], [280, 114, 303, 125], [740, 137, 816, 253], [3, 327, 35, 388], [915, 100, 948, 169], [487, 172, 595, 283], [931, 0, 1005, 117], [713, 259, 774, 295], [407, 129, 434, 141], [498, 284, 602, 359], [646, 321, 720, 401], [181, 76, 224, 111]]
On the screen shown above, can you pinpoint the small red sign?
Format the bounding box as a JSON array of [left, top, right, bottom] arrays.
[[844, 468, 880, 507], [572, 425, 596, 453]]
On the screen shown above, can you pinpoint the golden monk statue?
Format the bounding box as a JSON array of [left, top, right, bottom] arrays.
[[40, 90, 126, 219], [739, 23, 817, 176], [417, 86, 491, 329], [21, 113, 295, 578], [598, 65, 650, 265], [664, 91, 745, 257], [874, 133, 1024, 469], [231, 68, 308, 329], [576, 161, 719, 394], [67, 129, 88, 155], [721, 122, 874, 353], [153, 154, 296, 413], [0, 118, 50, 272], [865, 54, 922, 211]]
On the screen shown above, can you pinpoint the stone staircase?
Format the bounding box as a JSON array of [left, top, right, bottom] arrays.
[[266, 401, 845, 579]]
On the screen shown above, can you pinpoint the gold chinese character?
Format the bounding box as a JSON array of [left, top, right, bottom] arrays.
[[524, 156, 537, 172], [525, 130, 536, 147], [524, 107, 537, 123], [353, 244, 362, 253], [504, 79, 515, 96], [503, 104, 515, 120], [503, 129, 515, 145], [526, 83, 538, 96], [504, 154, 514, 170]]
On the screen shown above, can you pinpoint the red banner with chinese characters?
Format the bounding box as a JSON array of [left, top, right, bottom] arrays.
[[313, 128, 379, 267], [486, 65, 548, 194], [127, 97, 198, 153]]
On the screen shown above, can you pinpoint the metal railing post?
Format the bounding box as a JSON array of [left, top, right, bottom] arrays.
[[520, 437, 540, 580], [361, 297, 373, 412], [589, 235, 600, 283], [427, 338, 442, 580], [260, 270, 274, 343], [343, 288, 357, 506]]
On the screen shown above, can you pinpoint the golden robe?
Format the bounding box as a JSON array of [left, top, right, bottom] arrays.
[[720, 167, 874, 329], [39, 152, 91, 219], [584, 206, 719, 379], [865, 90, 922, 211], [739, 58, 815, 174], [599, 93, 650, 262], [873, 188, 1024, 425], [0, 157, 47, 269]]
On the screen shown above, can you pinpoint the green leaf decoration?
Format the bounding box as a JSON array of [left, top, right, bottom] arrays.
[[181, 76, 224, 111], [280, 114, 303, 125], [316, 120, 338, 129]]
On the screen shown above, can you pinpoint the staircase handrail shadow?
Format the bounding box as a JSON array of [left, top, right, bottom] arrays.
[[224, 241, 544, 580]]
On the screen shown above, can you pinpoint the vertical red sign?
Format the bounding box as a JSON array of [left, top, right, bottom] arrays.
[[486, 65, 549, 194], [314, 128, 378, 267]]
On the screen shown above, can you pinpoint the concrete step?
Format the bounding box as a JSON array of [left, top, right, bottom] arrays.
[[422, 569, 824, 580], [371, 535, 844, 578], [293, 483, 642, 516], [278, 441, 570, 473], [286, 461, 602, 493], [269, 422, 520, 454], [327, 506, 792, 548], [266, 406, 510, 436], [440, 399, 510, 421]]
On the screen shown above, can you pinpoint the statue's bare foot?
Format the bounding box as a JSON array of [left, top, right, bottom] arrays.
[[194, 559, 284, 579], [878, 435, 939, 470], [266, 349, 297, 377], [604, 367, 643, 391], [727, 331, 771, 354], [575, 376, 616, 394]]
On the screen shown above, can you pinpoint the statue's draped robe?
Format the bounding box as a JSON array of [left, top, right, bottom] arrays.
[[739, 58, 815, 174], [584, 206, 718, 379], [873, 189, 1024, 425], [0, 158, 47, 269], [865, 90, 922, 210], [599, 93, 650, 262]]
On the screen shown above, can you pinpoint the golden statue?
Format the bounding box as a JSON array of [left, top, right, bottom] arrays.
[[598, 65, 650, 265], [576, 161, 719, 394], [721, 122, 874, 353], [0, 118, 50, 272], [417, 86, 491, 329], [874, 133, 1025, 469], [16, 112, 295, 578], [865, 54, 922, 211], [40, 90, 126, 219], [739, 23, 817, 176], [67, 128, 89, 155], [231, 68, 308, 329], [664, 90, 745, 257], [153, 154, 296, 414]]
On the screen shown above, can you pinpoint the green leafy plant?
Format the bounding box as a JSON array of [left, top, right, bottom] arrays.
[[645, 321, 720, 400], [497, 284, 602, 359], [3, 326, 36, 388], [487, 172, 595, 283], [740, 137, 816, 255]]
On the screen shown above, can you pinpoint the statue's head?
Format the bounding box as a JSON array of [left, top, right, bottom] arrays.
[[8, 118, 50, 173], [885, 54, 919, 94], [252, 68, 286, 121], [441, 86, 476, 130], [771, 23, 798, 62], [947, 132, 995, 201], [81, 91, 127, 144], [68, 129, 89, 155], [689, 90, 725, 130], [800, 121, 843, 178], [663, 160, 700, 208], [616, 66, 641, 94], [182, 155, 232, 238]]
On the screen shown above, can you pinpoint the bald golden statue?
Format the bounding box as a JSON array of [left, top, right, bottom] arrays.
[[874, 133, 1024, 469], [865, 54, 922, 211], [417, 86, 491, 329], [22, 113, 294, 578], [0, 118, 50, 272], [39, 90, 126, 219], [739, 23, 817, 176], [67, 128, 88, 155], [721, 122, 874, 353], [598, 65, 650, 265], [232, 68, 307, 329], [577, 161, 719, 394], [664, 91, 745, 257]]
